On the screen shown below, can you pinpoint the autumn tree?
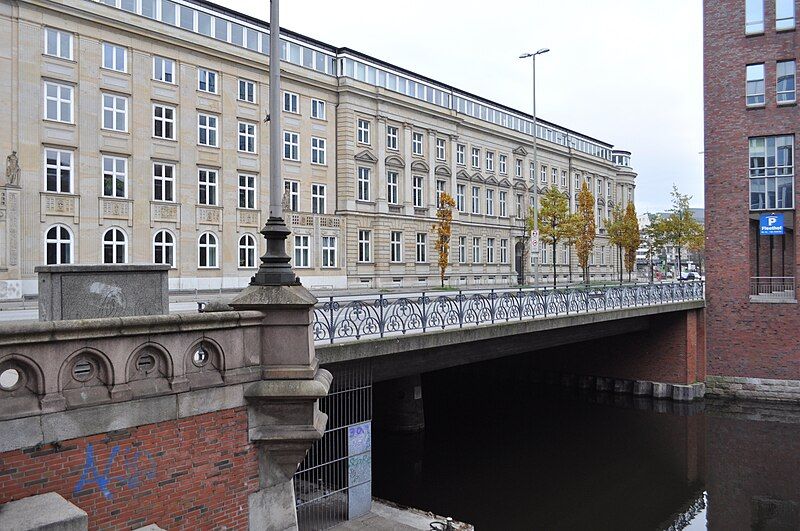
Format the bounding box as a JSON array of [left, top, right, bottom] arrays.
[[561, 213, 582, 283], [663, 185, 703, 280], [622, 202, 641, 282], [642, 214, 669, 282], [605, 205, 626, 284], [686, 225, 706, 277], [575, 182, 596, 285], [538, 186, 570, 288], [432, 192, 456, 287]]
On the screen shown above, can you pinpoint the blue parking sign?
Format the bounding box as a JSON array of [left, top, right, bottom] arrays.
[[760, 213, 785, 235]]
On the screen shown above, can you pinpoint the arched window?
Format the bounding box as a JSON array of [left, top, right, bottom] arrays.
[[153, 229, 175, 267], [45, 225, 73, 265], [239, 233, 257, 268], [198, 232, 218, 268], [102, 228, 127, 264]]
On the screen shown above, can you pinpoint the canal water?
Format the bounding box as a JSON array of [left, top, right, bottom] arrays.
[[372, 363, 800, 530]]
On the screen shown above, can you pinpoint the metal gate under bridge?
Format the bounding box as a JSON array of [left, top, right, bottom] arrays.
[[294, 362, 373, 530]]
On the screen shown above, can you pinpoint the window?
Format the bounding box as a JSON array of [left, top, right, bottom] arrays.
[[412, 132, 424, 155], [499, 154, 507, 175], [284, 180, 299, 211], [416, 233, 427, 263], [43, 82, 73, 123], [101, 93, 128, 132], [472, 186, 480, 214], [389, 231, 403, 263], [776, 0, 795, 30], [283, 131, 299, 160], [749, 135, 794, 210], [103, 228, 128, 264], [540, 164, 547, 183], [153, 229, 175, 267], [45, 225, 73, 265], [413, 175, 424, 207], [499, 191, 507, 217], [198, 232, 218, 268], [198, 113, 218, 147], [486, 189, 494, 216], [198, 168, 218, 206], [552, 167, 558, 184], [237, 79, 256, 103], [357, 119, 370, 144], [102, 155, 127, 198], [456, 144, 465, 165], [238, 174, 256, 209], [456, 184, 465, 212], [44, 28, 72, 60], [777, 60, 796, 103], [311, 99, 326, 119], [312, 184, 326, 214], [358, 230, 371, 262], [311, 137, 326, 164], [530, 162, 535, 180], [500, 239, 508, 264], [153, 104, 176, 140], [387, 171, 399, 204], [387, 126, 399, 150], [471, 147, 480, 168], [486, 151, 494, 172], [472, 237, 481, 263], [153, 162, 175, 202], [436, 138, 446, 160], [44, 148, 72, 193], [487, 238, 495, 264], [436, 180, 446, 207], [283, 91, 299, 113], [293, 235, 310, 268], [102, 42, 127, 72], [746, 64, 766, 106], [238, 233, 256, 268], [198, 68, 218, 93], [238, 122, 257, 153], [358, 167, 371, 201], [458, 236, 466, 264], [322, 236, 337, 268], [516, 194, 523, 218], [154, 57, 175, 83], [561, 170, 568, 187]]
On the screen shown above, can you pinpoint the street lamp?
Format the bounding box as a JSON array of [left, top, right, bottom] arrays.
[[519, 48, 549, 287]]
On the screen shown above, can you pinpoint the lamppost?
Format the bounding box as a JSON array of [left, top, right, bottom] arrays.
[[520, 48, 549, 287]]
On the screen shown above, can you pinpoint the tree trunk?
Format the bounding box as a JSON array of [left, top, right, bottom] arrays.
[[677, 247, 682, 281], [568, 248, 573, 283], [552, 240, 557, 289]]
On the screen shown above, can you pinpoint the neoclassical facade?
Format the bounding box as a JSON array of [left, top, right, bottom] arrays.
[[0, 0, 636, 300]]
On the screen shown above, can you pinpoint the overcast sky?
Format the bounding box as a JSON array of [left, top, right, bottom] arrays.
[[216, 0, 704, 213]]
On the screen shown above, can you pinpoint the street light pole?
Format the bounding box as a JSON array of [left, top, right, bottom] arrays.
[[520, 48, 549, 287]]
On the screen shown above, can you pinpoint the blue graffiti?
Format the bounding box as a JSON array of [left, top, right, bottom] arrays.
[[74, 443, 157, 500]]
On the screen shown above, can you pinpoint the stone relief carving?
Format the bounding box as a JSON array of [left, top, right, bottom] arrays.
[[5, 151, 20, 187]]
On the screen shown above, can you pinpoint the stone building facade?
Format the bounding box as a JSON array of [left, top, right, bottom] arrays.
[[0, 0, 637, 300]]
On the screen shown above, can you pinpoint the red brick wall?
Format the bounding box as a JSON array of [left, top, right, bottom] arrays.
[[704, 0, 800, 381], [0, 408, 259, 530]]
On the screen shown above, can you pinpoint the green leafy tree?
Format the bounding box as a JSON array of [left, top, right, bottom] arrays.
[[561, 213, 582, 283], [663, 185, 703, 280], [686, 225, 706, 277], [622, 202, 641, 282], [643, 214, 669, 282], [605, 205, 626, 284], [575, 183, 596, 284], [432, 193, 456, 287], [538, 186, 570, 288]]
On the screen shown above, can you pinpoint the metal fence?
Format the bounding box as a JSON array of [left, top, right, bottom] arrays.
[[750, 276, 796, 301], [295, 362, 372, 530], [313, 281, 705, 344]]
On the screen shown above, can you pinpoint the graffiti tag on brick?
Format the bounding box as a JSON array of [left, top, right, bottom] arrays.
[[74, 443, 157, 500]]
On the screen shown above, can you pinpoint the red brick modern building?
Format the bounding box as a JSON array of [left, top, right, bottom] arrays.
[[704, 0, 800, 400]]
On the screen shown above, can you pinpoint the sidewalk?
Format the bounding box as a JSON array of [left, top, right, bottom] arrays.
[[330, 500, 472, 531]]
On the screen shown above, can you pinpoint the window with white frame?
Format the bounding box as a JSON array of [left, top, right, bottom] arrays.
[[198, 168, 218, 206], [436, 138, 446, 160], [238, 233, 256, 268], [458, 236, 466, 263], [746, 64, 766, 106], [198, 68, 218, 93], [561, 170, 567, 187], [283, 131, 299, 160], [541, 242, 548, 264], [293, 235, 310, 268], [102, 155, 127, 198], [486, 151, 494, 172], [45, 225, 73, 265], [416, 233, 427, 263], [358, 167, 371, 201], [44, 148, 72, 193], [562, 244, 569, 265], [312, 183, 326, 214], [153, 162, 175, 202], [776, 0, 795, 30], [746, 0, 764, 33], [238, 174, 256, 209], [198, 232, 218, 268], [322, 236, 337, 268], [357, 119, 370, 144], [499, 154, 507, 175], [412, 132, 423, 155], [516, 194, 523, 218], [43, 82, 73, 123], [358, 230, 371, 262], [749, 135, 794, 210], [103, 228, 128, 264], [284, 180, 299, 211], [436, 180, 446, 207], [44, 28, 72, 60], [472, 237, 480, 263], [387, 126, 399, 150], [283, 91, 299, 113], [499, 190, 507, 217], [387, 171, 399, 204], [102, 93, 128, 132], [102, 42, 127, 72], [600, 245, 606, 265], [500, 239, 508, 264], [777, 60, 796, 103], [456, 144, 465, 165], [552, 167, 558, 184], [487, 238, 495, 264], [471, 147, 480, 168], [238, 79, 256, 103], [153, 57, 175, 83], [530, 161, 535, 180], [486, 189, 494, 216], [311, 137, 326, 165], [198, 113, 218, 147], [516, 159, 522, 178], [153, 229, 175, 267], [311, 99, 326, 120], [472, 186, 480, 214], [238, 122, 256, 153], [540, 164, 547, 183], [390, 231, 402, 263], [153, 104, 176, 140], [456, 184, 465, 212], [412, 175, 424, 207]]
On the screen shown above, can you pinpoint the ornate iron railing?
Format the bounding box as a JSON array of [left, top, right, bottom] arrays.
[[312, 281, 705, 344]]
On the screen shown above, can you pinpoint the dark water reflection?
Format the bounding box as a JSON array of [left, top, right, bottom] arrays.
[[372, 366, 800, 531]]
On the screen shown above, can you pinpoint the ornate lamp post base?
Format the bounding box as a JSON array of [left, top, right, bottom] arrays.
[[250, 217, 298, 287]]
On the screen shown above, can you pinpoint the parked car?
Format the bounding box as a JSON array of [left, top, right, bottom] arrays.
[[680, 271, 701, 280]]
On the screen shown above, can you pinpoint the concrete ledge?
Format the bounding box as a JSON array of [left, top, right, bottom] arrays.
[[706, 375, 800, 403], [613, 379, 633, 394], [633, 380, 653, 396], [652, 382, 673, 399], [0, 492, 87, 531]]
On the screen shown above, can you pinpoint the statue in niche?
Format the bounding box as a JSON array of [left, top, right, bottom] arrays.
[[282, 188, 291, 212], [5, 151, 19, 187]]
